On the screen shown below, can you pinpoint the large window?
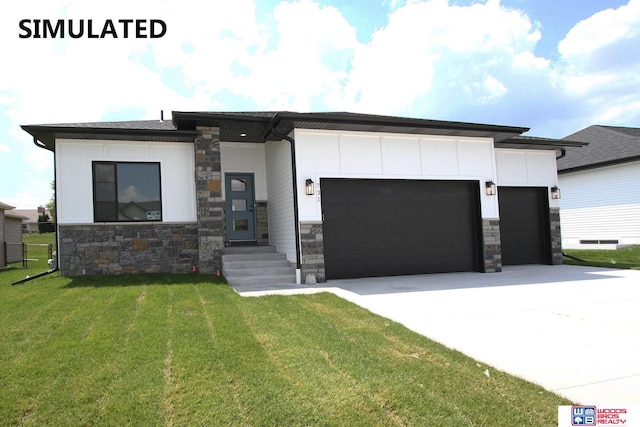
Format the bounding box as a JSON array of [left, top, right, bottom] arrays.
[[93, 162, 162, 222]]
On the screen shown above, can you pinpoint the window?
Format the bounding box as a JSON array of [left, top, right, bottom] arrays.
[[92, 162, 162, 222]]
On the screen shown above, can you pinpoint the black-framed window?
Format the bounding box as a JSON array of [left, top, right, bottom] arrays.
[[92, 161, 162, 222]]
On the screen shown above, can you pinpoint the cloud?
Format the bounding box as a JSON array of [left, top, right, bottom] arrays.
[[557, 0, 640, 128]]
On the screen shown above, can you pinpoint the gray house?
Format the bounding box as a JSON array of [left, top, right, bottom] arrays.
[[558, 125, 640, 249], [1, 202, 25, 267], [22, 111, 584, 283]]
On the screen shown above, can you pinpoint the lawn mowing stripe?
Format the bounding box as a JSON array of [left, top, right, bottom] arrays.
[[238, 294, 414, 426]]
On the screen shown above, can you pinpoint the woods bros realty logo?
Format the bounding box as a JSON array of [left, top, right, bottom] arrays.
[[558, 405, 639, 426], [18, 19, 167, 39]]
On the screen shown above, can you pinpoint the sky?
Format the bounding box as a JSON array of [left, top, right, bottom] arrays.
[[1, 0, 638, 209]]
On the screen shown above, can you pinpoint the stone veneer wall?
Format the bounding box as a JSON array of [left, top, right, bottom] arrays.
[[57, 223, 198, 276], [256, 201, 269, 245], [550, 207, 563, 265], [482, 219, 502, 273], [195, 126, 225, 274], [299, 222, 325, 283]]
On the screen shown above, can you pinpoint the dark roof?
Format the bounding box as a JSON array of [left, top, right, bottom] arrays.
[[22, 111, 580, 151], [21, 120, 196, 151], [171, 110, 530, 143], [557, 125, 640, 173]]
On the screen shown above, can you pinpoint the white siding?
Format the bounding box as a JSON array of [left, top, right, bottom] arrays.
[[294, 129, 500, 221], [4, 217, 23, 263], [220, 142, 267, 200], [559, 161, 640, 248], [495, 148, 559, 209], [55, 139, 196, 224], [265, 140, 296, 263]]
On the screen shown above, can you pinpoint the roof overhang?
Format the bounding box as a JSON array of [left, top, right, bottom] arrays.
[[21, 124, 197, 152], [495, 136, 588, 150], [171, 111, 530, 143], [558, 155, 640, 174]]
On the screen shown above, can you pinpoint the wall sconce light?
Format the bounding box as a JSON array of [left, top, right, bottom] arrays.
[[305, 178, 315, 196], [551, 186, 561, 199], [485, 180, 497, 196]]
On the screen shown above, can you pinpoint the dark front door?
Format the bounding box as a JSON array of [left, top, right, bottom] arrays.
[[225, 173, 256, 241], [321, 178, 483, 279], [498, 186, 552, 265]]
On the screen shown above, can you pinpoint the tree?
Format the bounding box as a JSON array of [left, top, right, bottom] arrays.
[[38, 212, 55, 233], [46, 180, 56, 223]]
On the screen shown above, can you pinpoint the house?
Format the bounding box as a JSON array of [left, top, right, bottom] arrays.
[[557, 125, 640, 249], [0, 202, 26, 267], [22, 112, 584, 282], [12, 206, 52, 233]]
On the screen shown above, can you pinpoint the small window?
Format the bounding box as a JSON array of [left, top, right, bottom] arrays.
[[93, 162, 162, 222]]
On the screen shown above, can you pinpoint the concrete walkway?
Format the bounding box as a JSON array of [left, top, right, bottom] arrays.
[[232, 265, 640, 406]]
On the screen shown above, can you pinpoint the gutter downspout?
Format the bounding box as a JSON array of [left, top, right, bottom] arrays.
[[267, 115, 303, 283], [32, 137, 59, 274]]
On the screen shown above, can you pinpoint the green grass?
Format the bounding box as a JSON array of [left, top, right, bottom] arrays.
[[1, 234, 571, 426], [563, 245, 640, 270]]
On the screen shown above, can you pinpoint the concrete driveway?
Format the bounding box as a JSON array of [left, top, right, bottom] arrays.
[[233, 265, 640, 406]]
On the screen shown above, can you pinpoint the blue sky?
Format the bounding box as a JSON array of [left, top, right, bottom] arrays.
[[1, 0, 638, 208]]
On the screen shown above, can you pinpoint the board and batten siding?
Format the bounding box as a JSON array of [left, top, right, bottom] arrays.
[[55, 139, 197, 224], [265, 140, 296, 263], [294, 129, 501, 222], [559, 161, 640, 248]]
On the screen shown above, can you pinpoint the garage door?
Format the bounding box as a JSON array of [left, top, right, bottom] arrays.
[[321, 179, 483, 279], [498, 186, 551, 265]]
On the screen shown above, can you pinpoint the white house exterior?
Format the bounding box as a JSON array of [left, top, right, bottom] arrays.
[[558, 125, 640, 249], [23, 112, 583, 281]]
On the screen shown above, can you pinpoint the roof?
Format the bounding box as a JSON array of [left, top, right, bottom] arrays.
[[5, 212, 29, 220], [11, 209, 45, 223], [22, 111, 581, 151], [21, 120, 196, 151], [557, 125, 640, 173], [0, 201, 16, 210]]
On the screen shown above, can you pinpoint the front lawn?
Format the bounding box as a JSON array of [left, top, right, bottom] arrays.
[[2, 254, 570, 425], [563, 245, 640, 270]]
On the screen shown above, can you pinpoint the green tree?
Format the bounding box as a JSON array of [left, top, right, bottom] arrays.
[[46, 180, 56, 222]]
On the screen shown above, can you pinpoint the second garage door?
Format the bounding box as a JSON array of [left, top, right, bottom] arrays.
[[320, 178, 483, 279], [498, 186, 552, 265]]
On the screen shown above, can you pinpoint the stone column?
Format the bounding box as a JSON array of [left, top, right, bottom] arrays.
[[550, 207, 563, 265], [300, 222, 326, 283], [482, 219, 502, 272], [195, 126, 225, 274]]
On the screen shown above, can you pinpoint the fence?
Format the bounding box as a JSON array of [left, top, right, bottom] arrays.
[[22, 243, 54, 268]]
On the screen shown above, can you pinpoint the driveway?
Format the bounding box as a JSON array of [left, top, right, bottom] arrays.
[[232, 265, 640, 406]]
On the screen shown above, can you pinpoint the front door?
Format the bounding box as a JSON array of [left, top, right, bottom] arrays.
[[225, 173, 257, 241]]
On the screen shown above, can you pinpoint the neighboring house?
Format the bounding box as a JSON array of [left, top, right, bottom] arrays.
[[558, 125, 640, 249], [12, 207, 51, 233], [22, 112, 584, 282], [1, 202, 25, 267]]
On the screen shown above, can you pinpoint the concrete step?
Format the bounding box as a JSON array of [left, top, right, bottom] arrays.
[[222, 245, 296, 286], [226, 273, 297, 286], [223, 245, 277, 255], [224, 266, 296, 278]]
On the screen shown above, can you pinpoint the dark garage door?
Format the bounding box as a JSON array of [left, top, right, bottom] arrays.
[[321, 179, 483, 279], [498, 186, 551, 265]]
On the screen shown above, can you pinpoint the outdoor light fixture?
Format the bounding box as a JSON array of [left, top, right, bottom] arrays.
[[485, 180, 497, 196], [551, 186, 561, 199], [305, 178, 315, 196]]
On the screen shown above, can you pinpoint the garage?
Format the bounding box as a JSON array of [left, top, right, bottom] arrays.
[[498, 186, 552, 265], [320, 178, 483, 279]]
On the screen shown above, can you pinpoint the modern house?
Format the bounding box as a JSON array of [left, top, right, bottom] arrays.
[[22, 111, 584, 283], [1, 202, 25, 267], [558, 125, 640, 249]]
